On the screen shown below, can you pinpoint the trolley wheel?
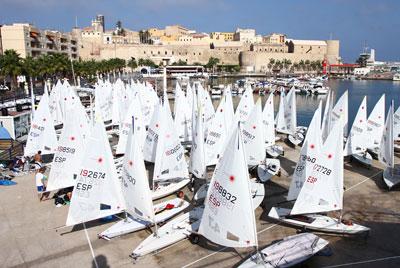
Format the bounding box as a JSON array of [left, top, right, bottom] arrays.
[[177, 190, 184, 198], [190, 234, 200, 244]]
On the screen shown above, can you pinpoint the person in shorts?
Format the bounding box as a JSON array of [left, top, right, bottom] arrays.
[[35, 167, 48, 201]]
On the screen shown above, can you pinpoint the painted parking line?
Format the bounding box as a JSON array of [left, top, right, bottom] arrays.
[[322, 255, 400, 267]]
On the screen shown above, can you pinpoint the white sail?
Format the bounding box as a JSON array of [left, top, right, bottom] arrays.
[[116, 95, 146, 155], [291, 118, 343, 215], [66, 120, 124, 226], [331, 90, 348, 135], [143, 102, 162, 163], [284, 88, 297, 135], [321, 91, 332, 142], [121, 122, 155, 222], [190, 101, 206, 179], [367, 94, 385, 149], [153, 103, 189, 181], [242, 98, 265, 165], [46, 109, 89, 191], [344, 97, 368, 156], [379, 102, 394, 168], [394, 106, 400, 141], [24, 92, 58, 156], [199, 125, 257, 248], [234, 86, 254, 124], [287, 102, 323, 201], [174, 83, 192, 142], [275, 91, 287, 133], [262, 93, 275, 147], [48, 83, 63, 125], [205, 93, 234, 166]]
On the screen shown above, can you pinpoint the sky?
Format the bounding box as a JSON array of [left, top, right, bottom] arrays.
[[0, 0, 399, 62]]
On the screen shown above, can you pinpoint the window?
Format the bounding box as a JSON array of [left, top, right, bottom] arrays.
[[165, 51, 167, 55], [158, 51, 160, 54], [144, 51, 146, 54]]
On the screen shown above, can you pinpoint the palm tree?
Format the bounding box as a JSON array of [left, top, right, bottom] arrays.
[[22, 56, 40, 91], [127, 57, 138, 70], [0, 50, 23, 90]]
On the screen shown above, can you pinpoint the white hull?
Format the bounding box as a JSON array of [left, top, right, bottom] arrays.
[[383, 167, 400, 189], [352, 152, 372, 167], [194, 179, 265, 209], [257, 159, 280, 182], [288, 133, 304, 146], [152, 178, 190, 200], [268, 207, 370, 235], [266, 144, 284, 158], [98, 198, 189, 240], [238, 233, 329, 268], [131, 207, 204, 258]]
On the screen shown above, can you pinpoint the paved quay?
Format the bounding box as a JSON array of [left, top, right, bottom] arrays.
[[1, 141, 400, 268]]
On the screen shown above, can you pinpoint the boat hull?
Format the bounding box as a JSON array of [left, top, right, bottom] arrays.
[[268, 207, 370, 235], [383, 167, 400, 189], [131, 207, 204, 258], [152, 178, 190, 200], [352, 152, 372, 167], [257, 159, 280, 182], [99, 198, 189, 240], [266, 145, 284, 158], [238, 233, 329, 268]]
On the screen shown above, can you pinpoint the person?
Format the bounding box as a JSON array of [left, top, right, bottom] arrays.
[[33, 151, 42, 171], [35, 166, 48, 201]]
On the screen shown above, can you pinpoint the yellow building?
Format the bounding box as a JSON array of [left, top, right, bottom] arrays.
[[210, 32, 234, 42], [0, 23, 78, 59]]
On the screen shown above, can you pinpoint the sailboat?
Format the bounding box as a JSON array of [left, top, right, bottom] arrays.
[[189, 95, 206, 180], [174, 82, 192, 144], [234, 85, 254, 124], [24, 89, 58, 157], [151, 101, 190, 200], [344, 96, 372, 167], [263, 93, 284, 158], [115, 94, 146, 155], [198, 124, 258, 247], [99, 120, 189, 240], [287, 102, 323, 201], [269, 118, 370, 234], [366, 94, 385, 158], [330, 90, 348, 136], [66, 119, 124, 226], [284, 89, 305, 146], [241, 97, 281, 182], [46, 108, 89, 191], [379, 101, 400, 189], [204, 89, 234, 166]]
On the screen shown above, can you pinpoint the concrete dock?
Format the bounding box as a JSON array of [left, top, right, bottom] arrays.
[[1, 141, 400, 268]]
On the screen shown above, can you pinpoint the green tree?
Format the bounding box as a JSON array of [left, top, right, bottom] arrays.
[[205, 57, 220, 72], [127, 57, 138, 70], [0, 50, 23, 90]]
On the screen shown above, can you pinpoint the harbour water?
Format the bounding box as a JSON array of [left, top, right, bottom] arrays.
[[210, 79, 400, 128]]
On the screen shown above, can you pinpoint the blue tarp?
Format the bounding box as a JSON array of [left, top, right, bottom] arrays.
[[0, 126, 12, 140], [0, 180, 17, 186]]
